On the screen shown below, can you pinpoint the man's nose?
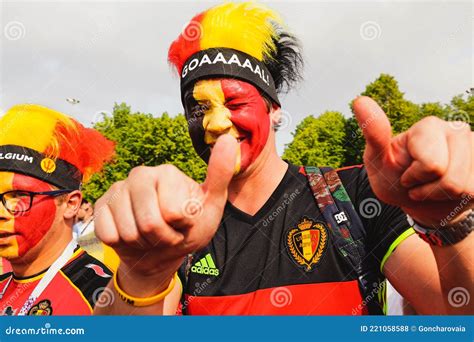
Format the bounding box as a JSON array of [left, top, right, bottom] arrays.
[[204, 107, 233, 141], [0, 200, 13, 221]]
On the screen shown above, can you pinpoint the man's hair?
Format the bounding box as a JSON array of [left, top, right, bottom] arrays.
[[0, 104, 115, 183], [168, 1, 304, 99]]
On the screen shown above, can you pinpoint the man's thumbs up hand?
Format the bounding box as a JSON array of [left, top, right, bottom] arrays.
[[94, 135, 237, 294], [353, 96, 473, 227]]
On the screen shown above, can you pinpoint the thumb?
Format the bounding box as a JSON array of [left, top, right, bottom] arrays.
[[202, 134, 238, 201], [353, 96, 392, 157]]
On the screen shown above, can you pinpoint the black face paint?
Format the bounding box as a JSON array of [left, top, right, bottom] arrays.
[[183, 88, 211, 164]]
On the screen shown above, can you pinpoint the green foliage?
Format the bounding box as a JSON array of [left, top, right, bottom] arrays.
[[446, 93, 474, 130], [82, 75, 472, 202], [285, 74, 472, 168], [82, 103, 207, 202], [283, 111, 346, 168], [343, 116, 364, 166], [359, 74, 420, 134]]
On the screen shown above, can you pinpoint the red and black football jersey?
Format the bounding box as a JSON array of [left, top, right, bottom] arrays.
[[178, 163, 413, 315], [0, 247, 112, 316]]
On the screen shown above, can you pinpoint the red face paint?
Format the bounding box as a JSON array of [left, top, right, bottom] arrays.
[[221, 79, 270, 171], [184, 79, 270, 173], [11, 174, 57, 257]]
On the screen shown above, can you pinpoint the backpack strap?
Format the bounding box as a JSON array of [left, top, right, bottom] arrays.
[[304, 166, 384, 313], [304, 166, 366, 271]]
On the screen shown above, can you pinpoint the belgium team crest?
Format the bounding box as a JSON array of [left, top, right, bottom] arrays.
[[28, 299, 53, 316], [286, 217, 328, 271]]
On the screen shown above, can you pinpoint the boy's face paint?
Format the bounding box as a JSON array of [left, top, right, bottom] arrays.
[[0, 172, 57, 259], [183, 79, 270, 173]]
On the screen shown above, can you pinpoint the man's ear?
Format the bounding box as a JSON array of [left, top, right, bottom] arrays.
[[63, 191, 82, 220], [269, 104, 282, 129]]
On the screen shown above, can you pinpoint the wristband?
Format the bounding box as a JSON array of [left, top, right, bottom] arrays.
[[113, 271, 177, 307], [407, 210, 474, 247]]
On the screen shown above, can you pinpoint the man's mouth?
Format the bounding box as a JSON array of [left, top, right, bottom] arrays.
[[0, 231, 17, 244], [0, 232, 15, 238], [209, 136, 246, 148]]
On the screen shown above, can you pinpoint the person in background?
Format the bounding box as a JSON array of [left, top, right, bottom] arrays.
[[73, 199, 95, 239], [0, 104, 115, 315]]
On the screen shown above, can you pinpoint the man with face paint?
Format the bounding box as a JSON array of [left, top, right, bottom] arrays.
[[95, 2, 473, 315], [0, 104, 115, 315]]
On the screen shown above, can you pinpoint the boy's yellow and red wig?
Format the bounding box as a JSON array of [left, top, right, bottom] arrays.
[[168, 2, 303, 104], [0, 104, 114, 189]]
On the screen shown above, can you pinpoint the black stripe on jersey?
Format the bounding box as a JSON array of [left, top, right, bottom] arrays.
[[61, 250, 112, 309]]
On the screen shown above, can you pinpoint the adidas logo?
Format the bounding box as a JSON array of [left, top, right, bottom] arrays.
[[191, 253, 220, 276]]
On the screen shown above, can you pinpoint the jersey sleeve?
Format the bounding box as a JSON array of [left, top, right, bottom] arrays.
[[338, 166, 415, 273], [62, 250, 114, 310]]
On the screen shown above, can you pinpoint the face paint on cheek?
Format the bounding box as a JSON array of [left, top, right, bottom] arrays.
[[0, 172, 20, 259], [221, 79, 270, 172], [188, 80, 242, 172], [12, 174, 57, 257]]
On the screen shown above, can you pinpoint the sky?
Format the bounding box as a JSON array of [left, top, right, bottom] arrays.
[[1, 0, 472, 154]]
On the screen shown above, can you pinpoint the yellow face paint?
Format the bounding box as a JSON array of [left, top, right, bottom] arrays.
[[0, 172, 20, 258], [193, 80, 241, 173]]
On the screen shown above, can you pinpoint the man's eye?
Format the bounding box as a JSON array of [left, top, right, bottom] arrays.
[[4, 191, 29, 200], [191, 104, 209, 117], [226, 101, 246, 111]]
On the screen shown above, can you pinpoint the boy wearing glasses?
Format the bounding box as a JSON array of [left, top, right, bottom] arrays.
[[0, 104, 115, 315]]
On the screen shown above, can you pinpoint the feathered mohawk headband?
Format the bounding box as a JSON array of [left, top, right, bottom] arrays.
[[168, 2, 303, 106], [0, 104, 115, 190]]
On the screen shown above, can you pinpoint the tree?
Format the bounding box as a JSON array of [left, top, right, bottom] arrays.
[[343, 116, 364, 166], [283, 111, 346, 168], [446, 93, 474, 130], [82, 103, 207, 202], [359, 74, 422, 134], [343, 74, 423, 165]]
